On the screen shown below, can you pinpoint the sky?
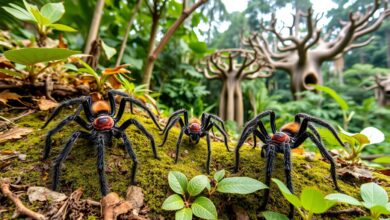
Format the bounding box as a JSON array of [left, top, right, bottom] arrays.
[[215, 0, 339, 32]]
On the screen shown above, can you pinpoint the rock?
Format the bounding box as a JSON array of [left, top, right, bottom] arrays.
[[304, 152, 316, 162], [27, 186, 67, 203], [18, 154, 26, 161]]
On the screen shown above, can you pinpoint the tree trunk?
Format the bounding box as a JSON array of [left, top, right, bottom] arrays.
[[290, 63, 322, 99], [142, 17, 159, 89], [84, 0, 105, 54], [219, 79, 244, 126], [386, 28, 390, 68]]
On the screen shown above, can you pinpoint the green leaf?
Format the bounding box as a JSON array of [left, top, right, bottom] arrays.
[[161, 194, 184, 211], [168, 171, 188, 195], [217, 177, 267, 194], [191, 196, 217, 219], [301, 188, 336, 214], [49, 23, 77, 32], [4, 48, 80, 65], [0, 68, 26, 79], [175, 208, 192, 220], [187, 175, 209, 196], [262, 211, 289, 220], [189, 41, 208, 54], [101, 40, 117, 60], [272, 179, 301, 208], [370, 205, 390, 216], [311, 84, 349, 111], [361, 182, 388, 208], [213, 169, 225, 182], [325, 193, 362, 206], [373, 156, 390, 164], [30, 6, 50, 25], [40, 3, 64, 23], [2, 5, 34, 22]]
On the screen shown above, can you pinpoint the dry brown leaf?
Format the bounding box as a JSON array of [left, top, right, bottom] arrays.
[[0, 90, 22, 105], [102, 64, 131, 75], [37, 98, 58, 111], [101, 192, 133, 220], [27, 187, 67, 203], [0, 127, 33, 144], [58, 33, 68, 49], [126, 186, 144, 213], [0, 56, 14, 69]]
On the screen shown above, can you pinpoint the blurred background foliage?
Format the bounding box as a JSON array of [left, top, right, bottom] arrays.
[[0, 0, 389, 156]]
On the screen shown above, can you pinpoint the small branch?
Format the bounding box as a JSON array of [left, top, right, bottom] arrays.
[[84, 0, 105, 54], [0, 178, 46, 220]]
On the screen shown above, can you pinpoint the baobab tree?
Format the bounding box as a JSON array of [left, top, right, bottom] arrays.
[[245, 0, 390, 98], [368, 74, 390, 106], [198, 49, 273, 126]]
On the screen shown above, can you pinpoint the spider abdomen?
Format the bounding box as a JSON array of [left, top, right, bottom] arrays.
[[93, 115, 114, 131], [271, 132, 290, 143]]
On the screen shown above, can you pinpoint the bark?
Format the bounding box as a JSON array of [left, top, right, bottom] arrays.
[[84, 0, 105, 55], [387, 29, 390, 68], [219, 80, 244, 126]]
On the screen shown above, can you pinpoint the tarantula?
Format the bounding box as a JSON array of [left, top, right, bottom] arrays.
[[234, 110, 345, 216], [42, 90, 162, 196], [159, 109, 230, 173]]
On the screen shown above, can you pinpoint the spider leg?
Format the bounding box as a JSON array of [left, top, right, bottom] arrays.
[[161, 109, 188, 135], [107, 90, 130, 116], [234, 126, 255, 173], [260, 145, 276, 211], [115, 97, 162, 130], [306, 132, 341, 191], [159, 117, 185, 147], [248, 110, 276, 134], [252, 133, 257, 149], [205, 121, 230, 152], [205, 131, 211, 174], [44, 114, 91, 159], [174, 128, 186, 163], [295, 113, 345, 147], [52, 131, 89, 191], [118, 131, 139, 186], [42, 97, 93, 128], [283, 143, 295, 218], [119, 119, 159, 159], [202, 113, 227, 131], [96, 134, 109, 196]]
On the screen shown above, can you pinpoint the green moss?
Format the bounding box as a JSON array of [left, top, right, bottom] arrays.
[[1, 110, 390, 219]]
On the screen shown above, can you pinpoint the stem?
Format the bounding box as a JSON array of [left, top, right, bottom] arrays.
[[306, 211, 313, 220], [84, 0, 105, 54], [296, 208, 307, 220]]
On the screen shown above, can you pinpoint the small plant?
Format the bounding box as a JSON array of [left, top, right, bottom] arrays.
[[2, 1, 76, 46], [319, 126, 385, 163], [326, 182, 390, 220], [162, 170, 267, 220], [271, 178, 337, 220]]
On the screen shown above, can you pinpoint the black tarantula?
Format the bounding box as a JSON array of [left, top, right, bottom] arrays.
[[42, 90, 162, 196], [159, 109, 230, 173], [234, 110, 345, 217]]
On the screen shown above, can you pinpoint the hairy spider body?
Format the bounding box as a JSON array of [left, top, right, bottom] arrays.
[[42, 90, 162, 196], [160, 109, 230, 173], [234, 110, 345, 218]]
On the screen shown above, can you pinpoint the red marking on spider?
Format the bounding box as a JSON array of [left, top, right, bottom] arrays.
[[93, 116, 114, 130], [271, 132, 290, 143], [189, 123, 201, 133]]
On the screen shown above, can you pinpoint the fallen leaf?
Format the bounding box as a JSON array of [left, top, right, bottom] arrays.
[[292, 147, 305, 155], [37, 98, 58, 111], [0, 90, 22, 105], [126, 186, 144, 213], [27, 187, 68, 203], [101, 192, 133, 220], [377, 169, 390, 176], [232, 205, 250, 220], [0, 127, 33, 144], [338, 166, 374, 183]]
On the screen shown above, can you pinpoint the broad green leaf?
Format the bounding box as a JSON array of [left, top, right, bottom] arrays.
[[370, 205, 390, 215], [101, 40, 117, 60], [0, 68, 26, 79], [40, 3, 64, 23], [217, 177, 267, 194], [168, 171, 188, 195], [187, 175, 209, 196], [325, 193, 362, 206], [175, 208, 192, 220], [30, 7, 50, 25], [191, 196, 217, 219], [262, 211, 289, 220], [49, 23, 77, 32], [2, 5, 34, 22], [4, 48, 80, 65], [301, 188, 336, 213], [161, 194, 184, 211], [189, 41, 208, 54], [361, 182, 388, 208], [272, 178, 301, 208], [373, 156, 390, 164], [213, 169, 225, 182], [311, 84, 349, 111]]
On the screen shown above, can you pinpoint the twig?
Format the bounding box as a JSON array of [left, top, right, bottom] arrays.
[[322, 207, 365, 217], [0, 178, 46, 220]]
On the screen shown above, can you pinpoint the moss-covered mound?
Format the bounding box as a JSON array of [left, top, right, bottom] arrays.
[[1, 109, 389, 219]]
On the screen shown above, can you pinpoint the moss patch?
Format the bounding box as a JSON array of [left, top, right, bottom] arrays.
[[1, 109, 389, 219]]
